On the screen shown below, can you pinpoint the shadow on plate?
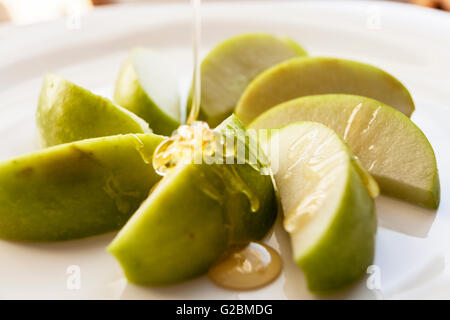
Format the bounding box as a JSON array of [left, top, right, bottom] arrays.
[[273, 217, 377, 300], [375, 196, 437, 238]]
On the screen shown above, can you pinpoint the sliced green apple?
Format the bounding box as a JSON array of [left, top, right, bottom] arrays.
[[189, 33, 307, 127], [250, 94, 439, 209], [0, 133, 163, 241], [236, 57, 415, 124], [260, 121, 377, 292], [108, 115, 277, 285], [114, 48, 181, 136], [37, 74, 150, 147]]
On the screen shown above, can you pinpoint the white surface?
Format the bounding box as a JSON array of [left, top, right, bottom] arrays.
[[0, 1, 449, 299]]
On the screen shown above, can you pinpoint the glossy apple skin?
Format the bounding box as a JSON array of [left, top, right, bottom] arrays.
[[188, 33, 307, 127], [37, 74, 150, 147], [114, 50, 180, 136], [108, 116, 277, 285], [250, 94, 439, 209], [235, 57, 415, 124], [0, 133, 163, 241]]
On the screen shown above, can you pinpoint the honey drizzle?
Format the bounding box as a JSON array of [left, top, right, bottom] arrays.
[[149, 0, 281, 291]]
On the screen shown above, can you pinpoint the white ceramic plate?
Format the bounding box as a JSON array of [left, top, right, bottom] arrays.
[[0, 1, 450, 299]]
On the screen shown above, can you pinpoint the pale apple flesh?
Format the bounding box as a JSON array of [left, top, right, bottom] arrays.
[[114, 48, 181, 136], [37, 74, 151, 147], [0, 133, 164, 241], [190, 33, 307, 127], [261, 122, 377, 292], [250, 94, 439, 209], [236, 57, 415, 124], [108, 116, 277, 285]]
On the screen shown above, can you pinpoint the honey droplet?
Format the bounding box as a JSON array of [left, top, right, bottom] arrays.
[[208, 242, 282, 290], [152, 121, 216, 176], [218, 165, 260, 213]]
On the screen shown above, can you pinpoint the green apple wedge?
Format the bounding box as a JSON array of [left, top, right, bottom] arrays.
[[37, 74, 151, 147], [259, 121, 377, 292], [250, 94, 439, 209], [0, 133, 164, 241], [114, 48, 181, 136], [107, 115, 277, 285], [188, 33, 307, 127], [235, 57, 415, 124]]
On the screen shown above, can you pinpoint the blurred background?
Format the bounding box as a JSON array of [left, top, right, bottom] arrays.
[[0, 0, 448, 25]]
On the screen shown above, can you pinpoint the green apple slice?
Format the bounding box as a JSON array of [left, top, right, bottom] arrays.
[[0, 133, 163, 241], [189, 33, 307, 127], [235, 57, 415, 124], [250, 94, 439, 209], [261, 121, 377, 292], [114, 48, 181, 136], [37, 74, 150, 147], [107, 115, 277, 285]]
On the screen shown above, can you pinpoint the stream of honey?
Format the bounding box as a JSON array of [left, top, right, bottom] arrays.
[[152, 0, 282, 291], [187, 0, 202, 125]]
